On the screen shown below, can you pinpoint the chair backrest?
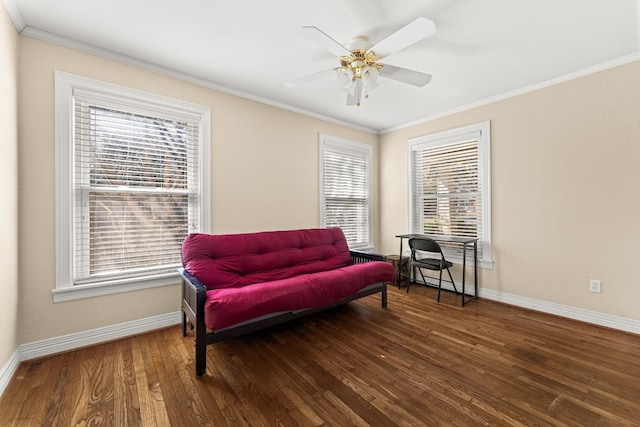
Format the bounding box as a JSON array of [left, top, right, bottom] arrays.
[[408, 237, 444, 258]]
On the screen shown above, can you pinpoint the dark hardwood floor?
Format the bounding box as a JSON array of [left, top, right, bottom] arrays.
[[1, 285, 639, 426]]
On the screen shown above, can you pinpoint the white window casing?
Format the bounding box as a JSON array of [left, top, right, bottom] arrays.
[[54, 71, 211, 302], [407, 121, 492, 268], [319, 134, 373, 250]]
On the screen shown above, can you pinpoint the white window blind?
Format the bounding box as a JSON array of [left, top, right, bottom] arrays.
[[408, 122, 492, 266], [55, 71, 211, 300], [73, 101, 200, 284], [320, 135, 372, 249]]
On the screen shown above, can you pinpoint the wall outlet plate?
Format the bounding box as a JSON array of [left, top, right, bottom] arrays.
[[589, 279, 601, 293]]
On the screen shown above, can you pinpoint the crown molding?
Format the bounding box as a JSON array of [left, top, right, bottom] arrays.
[[637, 0, 640, 50], [14, 16, 640, 137], [20, 26, 378, 135], [1, 0, 24, 31], [381, 52, 640, 134]]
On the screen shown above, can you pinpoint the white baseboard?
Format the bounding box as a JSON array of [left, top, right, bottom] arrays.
[[19, 311, 182, 361], [410, 276, 640, 335], [0, 349, 20, 398], [0, 310, 182, 399], [0, 311, 181, 398], [479, 288, 640, 335]]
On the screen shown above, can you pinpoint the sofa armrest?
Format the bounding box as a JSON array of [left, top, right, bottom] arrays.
[[179, 267, 206, 329], [179, 267, 207, 292], [178, 267, 208, 377], [350, 250, 385, 264]]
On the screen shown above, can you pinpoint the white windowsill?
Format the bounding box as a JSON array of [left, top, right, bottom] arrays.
[[447, 255, 494, 270], [52, 273, 181, 302]]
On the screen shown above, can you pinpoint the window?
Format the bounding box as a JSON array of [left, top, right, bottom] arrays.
[[54, 72, 210, 301], [319, 134, 372, 250], [408, 121, 492, 268]]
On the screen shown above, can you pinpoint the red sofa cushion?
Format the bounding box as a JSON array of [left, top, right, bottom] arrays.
[[204, 260, 392, 330], [181, 227, 393, 330], [182, 228, 352, 290]]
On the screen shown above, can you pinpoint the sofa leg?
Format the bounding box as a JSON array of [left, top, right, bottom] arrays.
[[181, 311, 187, 337], [194, 317, 207, 377], [195, 335, 207, 377], [196, 365, 206, 378], [381, 285, 388, 308]]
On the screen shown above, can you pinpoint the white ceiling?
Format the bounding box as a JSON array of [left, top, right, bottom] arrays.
[[5, 0, 640, 132]]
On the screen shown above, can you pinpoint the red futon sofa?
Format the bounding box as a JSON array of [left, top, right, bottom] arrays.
[[179, 227, 393, 377]]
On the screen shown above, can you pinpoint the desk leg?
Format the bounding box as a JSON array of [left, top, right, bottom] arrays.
[[460, 241, 480, 306], [462, 241, 479, 306], [461, 243, 467, 306], [397, 238, 403, 289], [474, 240, 478, 300]]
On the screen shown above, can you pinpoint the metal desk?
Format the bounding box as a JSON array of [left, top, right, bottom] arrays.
[[396, 234, 478, 306]]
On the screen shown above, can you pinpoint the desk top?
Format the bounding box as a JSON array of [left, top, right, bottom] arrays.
[[396, 234, 477, 244]]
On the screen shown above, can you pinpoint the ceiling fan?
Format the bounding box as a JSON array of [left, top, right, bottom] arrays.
[[284, 17, 436, 106]]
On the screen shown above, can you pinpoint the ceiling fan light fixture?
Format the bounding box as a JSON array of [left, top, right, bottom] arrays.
[[336, 67, 354, 88], [361, 66, 379, 87]]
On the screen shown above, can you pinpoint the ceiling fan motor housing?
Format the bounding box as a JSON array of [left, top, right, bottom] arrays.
[[338, 49, 382, 83]]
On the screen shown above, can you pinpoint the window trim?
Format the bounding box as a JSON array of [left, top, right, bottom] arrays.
[[407, 121, 493, 269], [319, 134, 373, 250], [53, 71, 211, 302]]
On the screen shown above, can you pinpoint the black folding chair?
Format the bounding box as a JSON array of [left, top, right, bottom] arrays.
[[407, 237, 459, 302]]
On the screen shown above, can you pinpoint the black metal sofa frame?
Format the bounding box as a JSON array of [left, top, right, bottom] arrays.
[[180, 251, 388, 377]]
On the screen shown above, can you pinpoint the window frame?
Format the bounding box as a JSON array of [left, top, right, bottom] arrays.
[[407, 121, 493, 268], [54, 71, 211, 302], [319, 134, 373, 251]]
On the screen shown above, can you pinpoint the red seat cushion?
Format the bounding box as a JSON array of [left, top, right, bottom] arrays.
[[204, 261, 392, 330], [181, 227, 393, 330]]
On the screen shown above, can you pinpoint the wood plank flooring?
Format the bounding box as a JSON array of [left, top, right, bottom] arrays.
[[1, 285, 639, 426]]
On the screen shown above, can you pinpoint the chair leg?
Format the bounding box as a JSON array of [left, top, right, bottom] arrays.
[[406, 264, 411, 293], [418, 268, 428, 286], [437, 269, 443, 302], [446, 267, 459, 294]]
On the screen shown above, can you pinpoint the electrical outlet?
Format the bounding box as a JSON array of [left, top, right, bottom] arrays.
[[589, 279, 601, 293]]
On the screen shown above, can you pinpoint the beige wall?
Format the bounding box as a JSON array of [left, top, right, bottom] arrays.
[[18, 36, 378, 343], [380, 60, 640, 320], [0, 3, 19, 369], [13, 29, 640, 347]]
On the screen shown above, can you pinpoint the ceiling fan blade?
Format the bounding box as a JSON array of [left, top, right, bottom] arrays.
[[379, 64, 432, 87], [284, 68, 335, 87], [370, 17, 436, 59], [299, 26, 351, 57]]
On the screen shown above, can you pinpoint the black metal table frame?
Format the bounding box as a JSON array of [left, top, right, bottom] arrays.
[[396, 234, 478, 306]]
